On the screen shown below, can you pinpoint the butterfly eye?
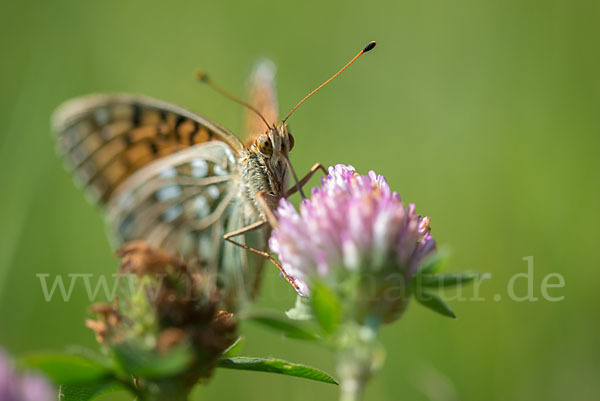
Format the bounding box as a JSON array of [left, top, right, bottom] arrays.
[[256, 134, 273, 157], [288, 133, 295, 151]]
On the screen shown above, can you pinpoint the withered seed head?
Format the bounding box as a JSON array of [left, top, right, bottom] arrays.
[[85, 319, 108, 344], [156, 327, 188, 352], [117, 240, 186, 276], [88, 241, 238, 381]]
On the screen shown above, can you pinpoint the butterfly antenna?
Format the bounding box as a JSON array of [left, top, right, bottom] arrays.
[[197, 70, 271, 129], [282, 41, 376, 124]]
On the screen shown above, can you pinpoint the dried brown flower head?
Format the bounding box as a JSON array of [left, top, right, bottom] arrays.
[[87, 241, 238, 384]]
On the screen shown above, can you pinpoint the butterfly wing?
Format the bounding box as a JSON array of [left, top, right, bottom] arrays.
[[244, 60, 279, 144], [107, 142, 263, 305], [52, 94, 244, 204], [53, 94, 263, 308], [104, 141, 236, 255]]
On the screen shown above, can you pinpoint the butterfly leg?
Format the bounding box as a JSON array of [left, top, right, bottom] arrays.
[[224, 167, 329, 292], [222, 191, 277, 241], [223, 216, 299, 291], [285, 162, 328, 197], [255, 164, 327, 227], [256, 191, 280, 228], [223, 219, 267, 241]]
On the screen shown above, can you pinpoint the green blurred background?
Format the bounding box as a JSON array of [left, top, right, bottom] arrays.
[[1, 0, 599, 400]]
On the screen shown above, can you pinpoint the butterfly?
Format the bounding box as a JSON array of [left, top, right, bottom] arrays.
[[52, 42, 376, 310]]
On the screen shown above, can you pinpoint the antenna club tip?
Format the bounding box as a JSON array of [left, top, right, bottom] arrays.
[[196, 70, 209, 82], [363, 41, 376, 53]]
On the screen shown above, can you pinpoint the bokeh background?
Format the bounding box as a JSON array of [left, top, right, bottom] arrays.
[[1, 0, 599, 400]]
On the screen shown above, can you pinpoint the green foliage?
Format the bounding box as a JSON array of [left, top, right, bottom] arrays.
[[415, 289, 456, 319], [417, 249, 450, 275], [22, 352, 128, 401], [111, 343, 194, 379], [310, 283, 342, 334], [60, 381, 125, 401], [218, 357, 338, 385], [285, 295, 313, 321], [418, 272, 480, 288], [412, 252, 477, 319], [220, 336, 244, 358], [246, 311, 320, 341], [22, 353, 113, 385], [23, 346, 339, 400]]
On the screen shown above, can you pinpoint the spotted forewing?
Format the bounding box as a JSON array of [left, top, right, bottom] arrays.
[[52, 61, 279, 309]]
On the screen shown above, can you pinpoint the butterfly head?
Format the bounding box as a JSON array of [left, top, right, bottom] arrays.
[[245, 123, 295, 201], [252, 123, 294, 161]]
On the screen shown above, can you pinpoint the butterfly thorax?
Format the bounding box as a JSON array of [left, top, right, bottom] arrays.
[[238, 124, 294, 220]]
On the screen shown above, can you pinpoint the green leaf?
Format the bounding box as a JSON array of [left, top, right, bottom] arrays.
[[286, 295, 313, 321], [218, 357, 338, 385], [112, 343, 193, 379], [221, 336, 244, 358], [62, 346, 114, 370], [246, 312, 320, 341], [22, 353, 113, 385], [415, 289, 456, 319], [60, 380, 125, 401], [311, 283, 341, 334], [419, 272, 480, 288], [418, 249, 449, 275]]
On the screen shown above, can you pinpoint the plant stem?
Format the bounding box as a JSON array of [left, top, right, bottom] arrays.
[[339, 376, 365, 401], [137, 381, 190, 401], [335, 318, 384, 401]]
